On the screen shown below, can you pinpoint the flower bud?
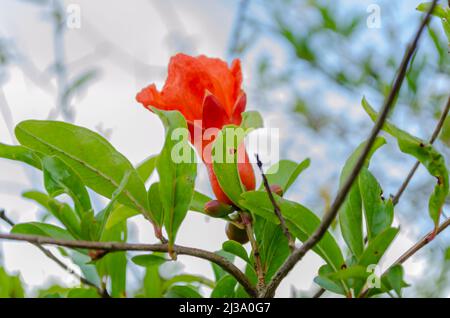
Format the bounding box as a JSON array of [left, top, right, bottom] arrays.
[[269, 184, 284, 197], [204, 200, 234, 218], [225, 222, 249, 244]]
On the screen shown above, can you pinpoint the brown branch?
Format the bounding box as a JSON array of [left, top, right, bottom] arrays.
[[0, 231, 257, 298], [259, 0, 438, 298], [255, 154, 295, 251], [240, 212, 265, 291], [0, 209, 108, 297], [359, 217, 450, 297], [393, 96, 450, 205]]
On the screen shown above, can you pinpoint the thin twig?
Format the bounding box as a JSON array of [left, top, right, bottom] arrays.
[[312, 287, 326, 298], [259, 0, 438, 298], [0, 209, 108, 297], [359, 217, 450, 297], [393, 96, 450, 205], [240, 212, 265, 291], [255, 154, 295, 251], [0, 231, 257, 297]]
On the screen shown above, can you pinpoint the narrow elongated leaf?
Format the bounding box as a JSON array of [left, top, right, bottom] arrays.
[[148, 182, 164, 226], [132, 254, 168, 268], [254, 217, 289, 282], [339, 137, 386, 258], [11, 222, 75, 241], [42, 156, 92, 217], [15, 120, 149, 217], [359, 168, 394, 241], [153, 109, 197, 252], [0, 143, 42, 169], [362, 98, 449, 229], [314, 265, 345, 295], [358, 227, 399, 267], [22, 191, 81, 238], [260, 158, 311, 193], [212, 125, 248, 205]]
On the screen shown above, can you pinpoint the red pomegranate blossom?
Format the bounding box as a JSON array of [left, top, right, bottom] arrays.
[[136, 53, 255, 204]]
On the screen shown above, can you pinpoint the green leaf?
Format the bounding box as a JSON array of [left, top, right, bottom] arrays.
[[42, 156, 92, 217], [313, 265, 345, 295], [11, 222, 75, 241], [222, 240, 250, 263], [362, 98, 449, 229], [189, 191, 213, 213], [15, 120, 150, 218], [96, 221, 127, 297], [211, 275, 237, 298], [136, 155, 158, 182], [385, 265, 408, 297], [165, 285, 202, 298], [416, 3, 448, 18], [22, 191, 82, 238], [211, 250, 235, 282], [66, 288, 99, 298], [132, 254, 168, 268], [105, 205, 138, 230], [253, 217, 289, 282], [0, 267, 25, 298], [259, 158, 311, 193], [240, 192, 345, 272], [358, 227, 399, 267], [153, 109, 197, 251], [359, 168, 394, 241], [148, 182, 164, 226], [0, 143, 42, 169], [241, 111, 264, 130], [141, 266, 163, 298], [212, 125, 248, 205], [339, 136, 386, 258], [325, 265, 370, 281], [94, 171, 132, 240]]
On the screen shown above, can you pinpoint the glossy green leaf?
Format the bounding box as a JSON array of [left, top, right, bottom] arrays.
[[153, 109, 197, 251], [222, 240, 250, 263], [22, 191, 81, 238], [359, 168, 394, 241], [0, 143, 42, 169], [253, 217, 289, 282], [66, 288, 99, 298], [260, 158, 311, 193], [11, 222, 75, 241], [212, 125, 247, 205], [105, 205, 138, 230], [211, 275, 237, 298], [42, 156, 92, 217], [132, 254, 168, 268], [15, 120, 149, 217], [240, 191, 345, 272], [363, 98, 449, 229], [339, 136, 386, 258], [313, 265, 345, 295], [358, 227, 399, 267]]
